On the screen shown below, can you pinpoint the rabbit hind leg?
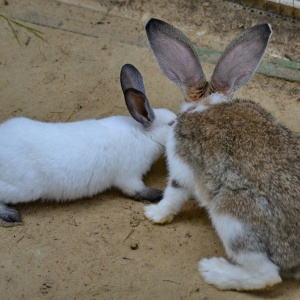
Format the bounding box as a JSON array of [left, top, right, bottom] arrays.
[[199, 212, 281, 290], [116, 177, 163, 203], [199, 252, 281, 291]]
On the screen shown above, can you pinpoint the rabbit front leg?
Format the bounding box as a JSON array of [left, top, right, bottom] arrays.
[[116, 177, 163, 203], [133, 186, 163, 203], [144, 148, 195, 224], [0, 203, 22, 226], [144, 179, 190, 224]]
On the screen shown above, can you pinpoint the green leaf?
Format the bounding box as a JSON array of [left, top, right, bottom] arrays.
[[6, 19, 20, 46]]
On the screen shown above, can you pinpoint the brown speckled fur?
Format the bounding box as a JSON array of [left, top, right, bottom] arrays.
[[175, 99, 300, 271], [185, 81, 209, 102], [146, 19, 300, 283]]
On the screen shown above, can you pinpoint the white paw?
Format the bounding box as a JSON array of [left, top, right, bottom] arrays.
[[199, 257, 282, 291], [144, 204, 174, 224], [199, 257, 237, 290]]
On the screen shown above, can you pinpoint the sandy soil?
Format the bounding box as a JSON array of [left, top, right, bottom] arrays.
[[0, 0, 299, 299]]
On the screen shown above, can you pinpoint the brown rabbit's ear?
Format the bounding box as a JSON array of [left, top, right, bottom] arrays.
[[120, 64, 146, 94], [124, 88, 155, 128], [146, 19, 207, 101], [211, 24, 272, 97]]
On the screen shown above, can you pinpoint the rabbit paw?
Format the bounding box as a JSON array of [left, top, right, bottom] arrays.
[[134, 188, 163, 203], [199, 256, 281, 291], [0, 204, 22, 227], [199, 257, 233, 290], [144, 204, 174, 224]]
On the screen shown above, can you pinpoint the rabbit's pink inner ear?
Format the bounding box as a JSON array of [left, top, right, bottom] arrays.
[[124, 88, 155, 127], [151, 38, 205, 88], [146, 19, 206, 99], [211, 24, 272, 96]]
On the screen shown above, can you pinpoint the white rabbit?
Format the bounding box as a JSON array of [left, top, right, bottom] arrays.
[[144, 19, 300, 291], [0, 64, 176, 225]]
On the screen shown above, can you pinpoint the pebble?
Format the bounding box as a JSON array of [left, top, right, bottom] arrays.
[[130, 242, 139, 250]]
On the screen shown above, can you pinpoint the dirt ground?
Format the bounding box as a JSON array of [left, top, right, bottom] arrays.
[[0, 0, 299, 299]]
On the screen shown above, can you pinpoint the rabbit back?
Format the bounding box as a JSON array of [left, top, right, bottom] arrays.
[[0, 116, 162, 203], [175, 99, 300, 270]]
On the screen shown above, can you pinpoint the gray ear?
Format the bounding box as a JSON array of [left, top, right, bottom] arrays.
[[211, 24, 272, 96], [146, 19, 207, 101], [120, 64, 146, 94], [124, 88, 155, 128]]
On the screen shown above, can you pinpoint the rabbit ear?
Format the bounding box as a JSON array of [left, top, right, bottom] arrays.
[[121, 64, 155, 128], [124, 88, 155, 128], [146, 19, 207, 101], [120, 64, 146, 94], [211, 24, 272, 97]]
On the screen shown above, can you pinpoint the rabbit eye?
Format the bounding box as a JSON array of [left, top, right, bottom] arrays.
[[168, 120, 175, 126]]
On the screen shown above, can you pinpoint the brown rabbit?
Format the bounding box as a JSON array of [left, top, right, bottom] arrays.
[[144, 19, 300, 291]]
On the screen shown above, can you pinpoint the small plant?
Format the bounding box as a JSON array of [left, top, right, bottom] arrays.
[[0, 14, 47, 45]]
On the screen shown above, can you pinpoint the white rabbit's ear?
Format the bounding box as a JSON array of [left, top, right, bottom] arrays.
[[120, 64, 146, 94], [211, 24, 272, 97], [146, 19, 207, 102], [124, 88, 155, 128]]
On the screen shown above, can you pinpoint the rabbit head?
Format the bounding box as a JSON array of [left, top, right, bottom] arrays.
[[120, 64, 176, 146]]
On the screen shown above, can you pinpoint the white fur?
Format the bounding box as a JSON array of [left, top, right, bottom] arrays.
[[181, 101, 207, 113], [180, 102, 196, 112], [144, 184, 188, 224], [166, 130, 196, 192], [144, 127, 196, 223], [209, 214, 245, 259], [180, 93, 228, 114], [209, 93, 229, 105], [199, 253, 281, 290], [191, 103, 207, 113], [0, 108, 176, 205]]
